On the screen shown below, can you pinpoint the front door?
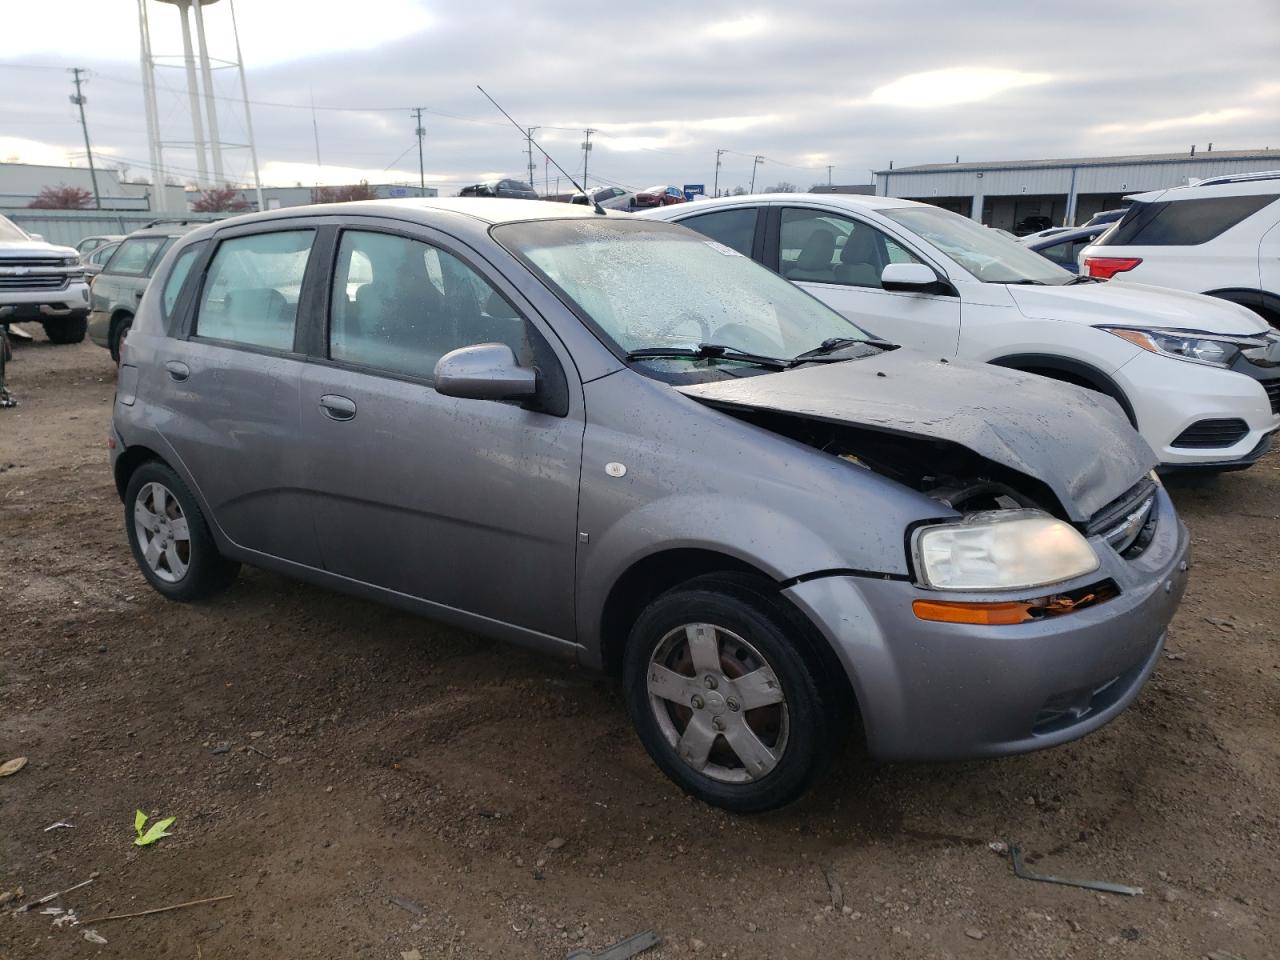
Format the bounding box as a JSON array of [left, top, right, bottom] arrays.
[[774, 206, 963, 357], [297, 225, 584, 641]]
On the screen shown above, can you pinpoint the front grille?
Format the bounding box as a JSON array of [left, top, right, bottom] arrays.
[[1085, 477, 1158, 558], [1171, 418, 1250, 448], [0, 274, 67, 290], [0, 257, 65, 268], [1264, 379, 1280, 416]]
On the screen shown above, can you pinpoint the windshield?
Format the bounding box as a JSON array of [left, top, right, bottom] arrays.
[[494, 218, 869, 363], [0, 216, 29, 242], [881, 206, 1073, 285]]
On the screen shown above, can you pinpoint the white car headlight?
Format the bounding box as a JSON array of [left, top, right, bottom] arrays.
[[1099, 327, 1267, 368], [914, 510, 1100, 591]]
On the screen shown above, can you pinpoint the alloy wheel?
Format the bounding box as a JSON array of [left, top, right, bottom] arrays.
[[133, 481, 191, 583], [646, 623, 789, 783]]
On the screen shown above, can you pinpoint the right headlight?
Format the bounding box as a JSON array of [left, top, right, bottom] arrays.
[[913, 509, 1100, 591], [1099, 327, 1267, 368]]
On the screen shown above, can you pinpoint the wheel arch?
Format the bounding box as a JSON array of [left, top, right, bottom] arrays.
[[1202, 287, 1280, 327], [113, 443, 165, 501], [990, 353, 1137, 427], [596, 550, 859, 722]]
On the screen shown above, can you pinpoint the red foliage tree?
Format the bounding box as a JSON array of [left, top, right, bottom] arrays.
[[311, 181, 378, 204], [28, 184, 94, 209], [191, 186, 251, 213]]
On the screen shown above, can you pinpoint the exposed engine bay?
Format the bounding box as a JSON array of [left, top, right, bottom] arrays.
[[717, 407, 1068, 519]]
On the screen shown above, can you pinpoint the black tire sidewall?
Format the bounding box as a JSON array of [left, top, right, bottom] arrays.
[[124, 462, 236, 602], [623, 578, 836, 813], [110, 316, 133, 363], [42, 313, 88, 344]]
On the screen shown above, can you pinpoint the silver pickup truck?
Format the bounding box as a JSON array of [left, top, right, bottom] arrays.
[[0, 214, 91, 343]]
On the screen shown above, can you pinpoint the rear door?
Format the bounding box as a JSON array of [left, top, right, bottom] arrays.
[[296, 221, 585, 641], [151, 222, 322, 566], [770, 205, 961, 355]]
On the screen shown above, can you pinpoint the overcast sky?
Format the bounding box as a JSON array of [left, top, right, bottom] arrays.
[[2, 0, 1278, 195]]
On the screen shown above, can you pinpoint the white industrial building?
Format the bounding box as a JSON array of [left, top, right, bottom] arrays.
[[874, 148, 1280, 230], [0, 161, 187, 211]]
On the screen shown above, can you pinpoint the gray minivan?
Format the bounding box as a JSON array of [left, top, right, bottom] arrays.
[[110, 198, 1190, 811]]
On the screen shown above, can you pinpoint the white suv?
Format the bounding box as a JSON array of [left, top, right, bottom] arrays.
[[0, 214, 91, 343], [1079, 172, 1280, 328], [642, 194, 1280, 472]]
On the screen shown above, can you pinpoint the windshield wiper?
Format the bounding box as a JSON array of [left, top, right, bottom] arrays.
[[1065, 275, 1100, 284], [1007, 279, 1048, 285], [790, 337, 897, 363], [626, 343, 790, 370]]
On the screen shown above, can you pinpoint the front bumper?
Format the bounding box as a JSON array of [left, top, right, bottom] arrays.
[[0, 280, 91, 318], [1114, 349, 1280, 467], [783, 486, 1189, 761]]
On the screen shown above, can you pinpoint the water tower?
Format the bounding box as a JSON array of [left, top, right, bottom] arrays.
[[137, 0, 263, 210]]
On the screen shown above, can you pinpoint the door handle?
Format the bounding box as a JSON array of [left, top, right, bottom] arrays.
[[319, 394, 357, 421], [134, 289, 144, 300], [164, 361, 190, 382]]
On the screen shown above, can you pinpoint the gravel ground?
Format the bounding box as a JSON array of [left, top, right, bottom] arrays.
[[1, 334, 1277, 960]]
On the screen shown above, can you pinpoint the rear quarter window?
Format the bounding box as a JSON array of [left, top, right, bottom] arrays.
[[105, 237, 166, 276], [161, 241, 206, 320], [1103, 194, 1278, 246]]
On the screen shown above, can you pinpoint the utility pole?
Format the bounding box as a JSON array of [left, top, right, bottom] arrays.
[[749, 155, 764, 193], [69, 68, 101, 209], [581, 129, 595, 191], [525, 126, 539, 193], [413, 107, 427, 196], [713, 148, 725, 197], [827, 164, 833, 187]]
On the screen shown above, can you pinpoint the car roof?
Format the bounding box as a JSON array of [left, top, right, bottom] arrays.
[[194, 198, 617, 234], [644, 192, 923, 215]]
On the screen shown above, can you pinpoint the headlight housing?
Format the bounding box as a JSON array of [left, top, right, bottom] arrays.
[[1099, 327, 1267, 368], [913, 510, 1100, 591]]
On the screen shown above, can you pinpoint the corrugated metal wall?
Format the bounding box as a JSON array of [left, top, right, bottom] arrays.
[[0, 209, 228, 248]]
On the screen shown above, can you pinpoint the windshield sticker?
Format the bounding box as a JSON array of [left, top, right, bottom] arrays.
[[703, 240, 743, 257]]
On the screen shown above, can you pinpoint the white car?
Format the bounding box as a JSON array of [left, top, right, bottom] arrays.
[[571, 186, 636, 210], [1079, 171, 1280, 329], [641, 194, 1280, 471]]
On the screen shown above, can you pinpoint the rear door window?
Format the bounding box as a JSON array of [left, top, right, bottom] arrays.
[[106, 237, 165, 276], [1102, 194, 1278, 246], [677, 208, 759, 257], [195, 230, 315, 351]]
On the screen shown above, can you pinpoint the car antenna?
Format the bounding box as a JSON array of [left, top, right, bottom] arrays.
[[475, 85, 607, 216]]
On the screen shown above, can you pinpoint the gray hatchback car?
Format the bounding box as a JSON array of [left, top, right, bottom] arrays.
[[110, 199, 1190, 811]]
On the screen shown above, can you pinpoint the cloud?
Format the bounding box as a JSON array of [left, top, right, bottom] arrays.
[[1093, 108, 1258, 136], [700, 14, 770, 40], [868, 68, 1052, 108]]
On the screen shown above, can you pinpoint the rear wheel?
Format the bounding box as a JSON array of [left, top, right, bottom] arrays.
[[42, 312, 88, 344], [622, 575, 844, 813], [109, 314, 133, 363], [124, 461, 239, 602]]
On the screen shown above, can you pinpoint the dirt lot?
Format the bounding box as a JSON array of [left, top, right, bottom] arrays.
[[1, 334, 1277, 960]]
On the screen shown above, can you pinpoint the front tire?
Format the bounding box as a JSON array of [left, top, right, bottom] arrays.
[[622, 575, 844, 813], [42, 312, 88, 344], [124, 462, 239, 602]]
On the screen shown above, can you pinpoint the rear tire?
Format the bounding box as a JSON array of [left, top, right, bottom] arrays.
[[109, 314, 133, 364], [622, 574, 844, 813], [42, 312, 88, 344], [124, 461, 239, 602]]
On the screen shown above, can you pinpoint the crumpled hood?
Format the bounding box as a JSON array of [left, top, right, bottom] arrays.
[[1007, 280, 1269, 336], [0, 239, 78, 259], [677, 349, 1156, 522]]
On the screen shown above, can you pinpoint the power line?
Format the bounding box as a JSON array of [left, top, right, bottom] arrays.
[[69, 67, 102, 209]]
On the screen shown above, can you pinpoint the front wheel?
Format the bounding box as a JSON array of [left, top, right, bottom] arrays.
[[124, 462, 239, 602], [622, 575, 844, 813], [42, 312, 88, 344]]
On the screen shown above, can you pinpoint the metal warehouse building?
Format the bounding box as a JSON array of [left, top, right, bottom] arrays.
[[874, 148, 1280, 231]]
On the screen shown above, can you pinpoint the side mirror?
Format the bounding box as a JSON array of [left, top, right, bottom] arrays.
[[881, 262, 951, 294], [433, 343, 536, 402], [28, 233, 44, 241]]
